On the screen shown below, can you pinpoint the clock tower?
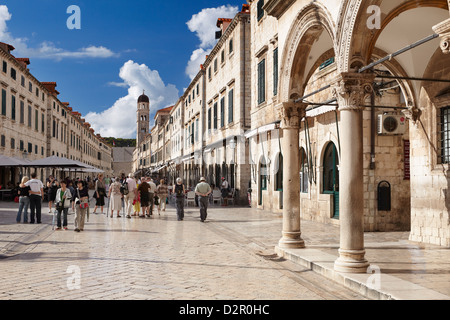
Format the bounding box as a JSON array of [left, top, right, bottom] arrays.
[[137, 90, 150, 147]]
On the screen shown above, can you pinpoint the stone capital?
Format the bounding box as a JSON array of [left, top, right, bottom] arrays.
[[433, 18, 450, 54], [332, 72, 375, 111], [276, 101, 307, 129]]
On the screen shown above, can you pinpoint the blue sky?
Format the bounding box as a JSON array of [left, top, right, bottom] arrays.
[[0, 0, 244, 138]]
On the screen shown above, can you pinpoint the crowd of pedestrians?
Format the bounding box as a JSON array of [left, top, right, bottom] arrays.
[[12, 172, 225, 231]]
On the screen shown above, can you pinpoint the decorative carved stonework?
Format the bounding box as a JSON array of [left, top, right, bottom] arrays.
[[332, 73, 375, 111], [433, 18, 450, 54], [402, 106, 422, 124], [276, 102, 307, 129]]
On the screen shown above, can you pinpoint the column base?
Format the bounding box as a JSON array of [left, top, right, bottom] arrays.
[[278, 231, 305, 249], [334, 249, 370, 273]]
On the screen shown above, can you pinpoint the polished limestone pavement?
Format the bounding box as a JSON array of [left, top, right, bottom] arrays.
[[0, 197, 448, 300]]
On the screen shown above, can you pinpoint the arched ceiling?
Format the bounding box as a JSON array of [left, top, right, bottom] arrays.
[[374, 7, 448, 101]]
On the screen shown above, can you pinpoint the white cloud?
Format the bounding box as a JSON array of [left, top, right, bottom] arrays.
[[85, 60, 179, 139], [0, 5, 117, 60], [185, 5, 238, 79]]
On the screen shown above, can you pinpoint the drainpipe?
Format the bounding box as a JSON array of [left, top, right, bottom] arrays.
[[370, 92, 376, 170]]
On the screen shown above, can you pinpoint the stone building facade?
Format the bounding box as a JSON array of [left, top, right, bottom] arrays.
[[132, 0, 449, 258], [0, 42, 112, 185], [133, 4, 252, 204]]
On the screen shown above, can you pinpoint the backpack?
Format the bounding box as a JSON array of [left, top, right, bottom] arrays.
[[121, 181, 129, 195], [175, 184, 184, 197]]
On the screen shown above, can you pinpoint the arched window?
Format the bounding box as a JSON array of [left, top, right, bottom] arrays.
[[323, 142, 339, 218]]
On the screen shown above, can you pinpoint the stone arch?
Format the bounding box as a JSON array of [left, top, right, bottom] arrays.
[[337, 0, 449, 72], [278, 2, 337, 103]]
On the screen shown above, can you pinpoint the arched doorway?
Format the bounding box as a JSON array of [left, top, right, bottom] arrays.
[[323, 142, 339, 219]]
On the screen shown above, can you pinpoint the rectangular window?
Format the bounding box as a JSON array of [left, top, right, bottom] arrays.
[[221, 50, 225, 64], [19, 140, 24, 151], [29, 82, 32, 93], [2, 61, 7, 73], [228, 89, 234, 124], [11, 138, 15, 150], [1, 89, 6, 116], [191, 121, 195, 145], [273, 48, 279, 96], [258, 59, 266, 105], [220, 97, 225, 128], [0, 135, 5, 148], [21, 75, 25, 87], [213, 102, 218, 130], [20, 101, 24, 124], [195, 118, 199, 142], [440, 106, 450, 164], [35, 109, 38, 130], [27, 105, 32, 127], [41, 113, 45, 132], [27, 142, 32, 154], [11, 95, 16, 121], [208, 108, 212, 131], [257, 0, 265, 21], [229, 39, 233, 54], [10, 68, 16, 80], [214, 59, 218, 72]]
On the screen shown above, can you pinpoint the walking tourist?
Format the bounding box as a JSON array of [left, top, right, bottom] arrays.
[[124, 173, 137, 219], [138, 177, 150, 218], [195, 177, 211, 222], [93, 173, 106, 214], [25, 172, 44, 224], [16, 176, 30, 223], [55, 180, 72, 230], [47, 175, 59, 213], [147, 178, 157, 217], [156, 179, 168, 215], [133, 176, 141, 217], [221, 177, 229, 206], [174, 178, 185, 221], [108, 178, 122, 218], [74, 180, 89, 232]]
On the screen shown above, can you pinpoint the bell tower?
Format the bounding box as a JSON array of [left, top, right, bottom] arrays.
[[137, 90, 150, 147]]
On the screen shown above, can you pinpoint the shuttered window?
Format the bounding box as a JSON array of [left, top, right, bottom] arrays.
[[1, 89, 6, 116], [220, 97, 225, 128], [213, 102, 218, 130], [273, 48, 278, 96], [228, 89, 234, 124], [257, 0, 264, 21], [258, 59, 266, 105], [440, 106, 450, 164]]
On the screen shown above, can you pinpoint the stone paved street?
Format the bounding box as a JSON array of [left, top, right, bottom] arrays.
[[0, 199, 365, 301]]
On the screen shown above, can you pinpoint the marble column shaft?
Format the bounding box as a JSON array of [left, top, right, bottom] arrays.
[[277, 102, 306, 249]]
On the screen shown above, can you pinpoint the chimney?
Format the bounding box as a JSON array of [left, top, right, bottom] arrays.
[[241, 4, 250, 13], [41, 82, 60, 97], [16, 58, 30, 69], [0, 42, 15, 54], [216, 18, 233, 39]]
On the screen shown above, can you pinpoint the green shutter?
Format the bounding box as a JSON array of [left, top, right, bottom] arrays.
[[258, 60, 266, 104], [220, 97, 225, 128], [273, 48, 278, 96], [2, 89, 7, 116], [228, 89, 234, 124], [11, 95, 16, 120]]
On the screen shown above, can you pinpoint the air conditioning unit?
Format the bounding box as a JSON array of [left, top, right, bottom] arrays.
[[377, 114, 407, 135]]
